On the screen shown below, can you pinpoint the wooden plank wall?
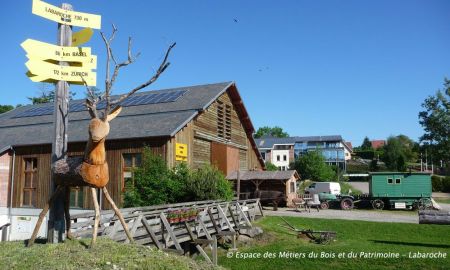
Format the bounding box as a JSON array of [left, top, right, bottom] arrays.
[[11, 139, 167, 210], [189, 91, 262, 171]]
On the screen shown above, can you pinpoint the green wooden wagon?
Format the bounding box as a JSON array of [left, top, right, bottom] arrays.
[[368, 172, 432, 210]]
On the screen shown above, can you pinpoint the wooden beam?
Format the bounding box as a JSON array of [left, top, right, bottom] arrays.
[[141, 217, 162, 250], [124, 215, 142, 244], [160, 213, 182, 251], [48, 2, 72, 244], [217, 204, 235, 232]]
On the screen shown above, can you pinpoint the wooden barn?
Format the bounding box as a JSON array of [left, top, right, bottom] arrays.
[[0, 82, 264, 212], [226, 170, 299, 207]]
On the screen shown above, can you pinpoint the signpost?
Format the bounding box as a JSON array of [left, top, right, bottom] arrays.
[[22, 39, 96, 66], [23, 0, 101, 243], [32, 0, 101, 29], [72, 28, 94, 46], [26, 59, 96, 85]]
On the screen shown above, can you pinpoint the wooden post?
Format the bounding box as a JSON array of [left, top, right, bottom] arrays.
[[47, 3, 72, 243], [236, 170, 241, 200]]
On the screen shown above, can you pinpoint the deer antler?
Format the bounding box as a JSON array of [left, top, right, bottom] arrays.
[[97, 24, 176, 120]]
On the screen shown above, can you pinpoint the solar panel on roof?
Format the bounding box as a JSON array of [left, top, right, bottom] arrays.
[[13, 89, 188, 118]]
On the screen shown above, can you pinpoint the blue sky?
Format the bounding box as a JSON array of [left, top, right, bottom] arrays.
[[1, 0, 449, 146]]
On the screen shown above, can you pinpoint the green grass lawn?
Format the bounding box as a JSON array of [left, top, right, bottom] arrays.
[[0, 238, 221, 270], [434, 198, 450, 204], [218, 216, 450, 270]]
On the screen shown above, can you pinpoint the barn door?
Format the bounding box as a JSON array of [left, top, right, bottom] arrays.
[[211, 142, 239, 175]]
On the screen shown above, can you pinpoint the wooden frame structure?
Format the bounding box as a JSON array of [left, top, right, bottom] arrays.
[[69, 199, 263, 265]]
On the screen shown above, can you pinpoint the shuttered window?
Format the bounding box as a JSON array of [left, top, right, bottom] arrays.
[[217, 102, 231, 140], [22, 158, 38, 207], [225, 104, 232, 140]]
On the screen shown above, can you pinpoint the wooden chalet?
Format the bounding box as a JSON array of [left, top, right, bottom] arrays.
[[0, 82, 264, 211]]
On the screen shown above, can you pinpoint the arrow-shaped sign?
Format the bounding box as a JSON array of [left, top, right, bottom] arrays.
[[21, 39, 96, 69], [72, 28, 94, 47], [32, 0, 101, 29], [26, 59, 96, 86]]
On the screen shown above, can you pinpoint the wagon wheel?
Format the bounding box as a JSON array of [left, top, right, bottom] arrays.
[[320, 201, 330, 210], [372, 199, 384, 210], [340, 198, 354, 210], [417, 198, 433, 210]]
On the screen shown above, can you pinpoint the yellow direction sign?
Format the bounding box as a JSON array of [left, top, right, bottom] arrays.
[[26, 60, 96, 86], [32, 0, 101, 29], [21, 39, 96, 69], [72, 28, 94, 47]]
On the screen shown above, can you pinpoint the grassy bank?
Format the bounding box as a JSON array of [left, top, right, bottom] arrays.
[[0, 238, 221, 270], [434, 198, 450, 204], [218, 216, 450, 270]]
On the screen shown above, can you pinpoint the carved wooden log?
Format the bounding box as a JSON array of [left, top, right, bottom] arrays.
[[419, 210, 450, 225], [53, 157, 109, 188]]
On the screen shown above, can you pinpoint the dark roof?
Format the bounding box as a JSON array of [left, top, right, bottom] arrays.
[[0, 82, 246, 150], [226, 170, 299, 181], [255, 135, 343, 149], [255, 137, 297, 149]]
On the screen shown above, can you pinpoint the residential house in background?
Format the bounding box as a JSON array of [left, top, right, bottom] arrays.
[[255, 135, 353, 171], [371, 140, 386, 149], [255, 137, 295, 170]]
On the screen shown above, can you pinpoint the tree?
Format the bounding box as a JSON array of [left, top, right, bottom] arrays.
[[28, 83, 76, 104], [254, 126, 289, 139], [360, 136, 372, 150], [265, 162, 278, 171], [292, 151, 335, 181], [418, 79, 450, 168], [381, 135, 413, 171], [0, 105, 14, 114]]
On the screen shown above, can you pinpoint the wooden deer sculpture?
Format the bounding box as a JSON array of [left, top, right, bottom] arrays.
[[28, 25, 175, 247]]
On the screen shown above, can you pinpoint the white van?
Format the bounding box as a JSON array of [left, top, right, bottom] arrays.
[[305, 182, 341, 195]]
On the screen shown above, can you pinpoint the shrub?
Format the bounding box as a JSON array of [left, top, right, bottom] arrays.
[[442, 176, 450, 193], [431, 175, 443, 192], [354, 150, 375, 160], [123, 147, 233, 207], [185, 165, 233, 201], [265, 162, 278, 171], [123, 147, 180, 207]]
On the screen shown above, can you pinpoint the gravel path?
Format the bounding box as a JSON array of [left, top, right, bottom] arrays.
[[263, 203, 450, 224]]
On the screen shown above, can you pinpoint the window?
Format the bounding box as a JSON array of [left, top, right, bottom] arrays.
[[290, 182, 295, 193], [22, 158, 38, 207], [122, 153, 142, 191], [283, 155, 287, 161], [70, 187, 84, 208], [395, 178, 401, 184], [217, 102, 232, 140], [277, 155, 280, 161], [387, 178, 393, 184]]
